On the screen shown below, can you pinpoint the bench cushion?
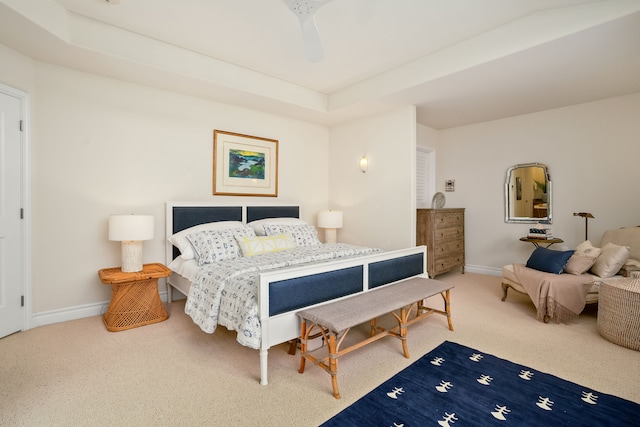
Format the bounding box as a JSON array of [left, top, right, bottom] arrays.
[[297, 277, 452, 333]]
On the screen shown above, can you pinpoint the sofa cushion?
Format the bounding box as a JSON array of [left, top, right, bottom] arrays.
[[564, 240, 601, 275], [526, 247, 575, 274], [600, 227, 640, 262], [565, 255, 598, 275], [591, 242, 630, 278], [575, 240, 602, 258]]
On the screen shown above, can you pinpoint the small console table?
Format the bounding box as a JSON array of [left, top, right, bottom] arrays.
[[98, 263, 171, 332], [519, 237, 563, 248]]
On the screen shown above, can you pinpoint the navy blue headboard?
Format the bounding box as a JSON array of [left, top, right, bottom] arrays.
[[169, 205, 300, 260], [172, 206, 243, 234], [246, 206, 299, 223]]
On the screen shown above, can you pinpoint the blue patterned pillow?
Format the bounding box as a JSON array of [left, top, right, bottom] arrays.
[[186, 226, 256, 265], [526, 247, 575, 274], [265, 224, 321, 246]]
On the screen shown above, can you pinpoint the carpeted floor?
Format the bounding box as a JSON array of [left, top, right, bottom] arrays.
[[0, 272, 638, 426]]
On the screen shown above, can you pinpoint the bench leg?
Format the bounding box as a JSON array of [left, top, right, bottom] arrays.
[[327, 333, 341, 399], [443, 289, 454, 331], [400, 307, 410, 358], [298, 320, 308, 374]]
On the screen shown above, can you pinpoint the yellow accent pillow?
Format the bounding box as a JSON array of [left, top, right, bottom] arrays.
[[235, 234, 296, 257]]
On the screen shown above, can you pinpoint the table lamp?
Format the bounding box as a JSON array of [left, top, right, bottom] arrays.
[[318, 210, 343, 244], [108, 214, 154, 272]]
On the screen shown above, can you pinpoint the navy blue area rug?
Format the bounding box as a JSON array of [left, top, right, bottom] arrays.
[[321, 341, 639, 426]]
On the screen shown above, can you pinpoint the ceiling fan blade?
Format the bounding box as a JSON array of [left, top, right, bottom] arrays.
[[300, 16, 324, 62], [282, 0, 334, 62]]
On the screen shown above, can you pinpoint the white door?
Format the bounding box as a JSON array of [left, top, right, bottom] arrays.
[[0, 91, 23, 338], [416, 147, 435, 208]]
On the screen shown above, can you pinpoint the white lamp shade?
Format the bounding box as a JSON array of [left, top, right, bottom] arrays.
[[108, 215, 154, 241], [317, 210, 343, 229]]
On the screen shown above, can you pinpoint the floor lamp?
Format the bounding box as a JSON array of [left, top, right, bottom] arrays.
[[573, 212, 594, 240]]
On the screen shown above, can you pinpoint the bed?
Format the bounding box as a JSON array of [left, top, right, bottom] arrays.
[[164, 201, 428, 385]]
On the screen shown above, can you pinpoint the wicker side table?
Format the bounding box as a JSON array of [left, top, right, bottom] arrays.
[[597, 277, 640, 351], [98, 263, 171, 332]]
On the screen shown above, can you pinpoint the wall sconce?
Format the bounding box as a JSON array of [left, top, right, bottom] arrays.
[[573, 212, 594, 240], [317, 210, 343, 244], [108, 214, 154, 272], [359, 156, 368, 173]]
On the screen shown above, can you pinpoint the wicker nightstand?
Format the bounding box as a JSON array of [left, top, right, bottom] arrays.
[[98, 263, 171, 332]]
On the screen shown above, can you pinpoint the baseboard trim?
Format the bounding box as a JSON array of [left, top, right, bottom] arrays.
[[30, 291, 170, 329], [464, 264, 502, 277]]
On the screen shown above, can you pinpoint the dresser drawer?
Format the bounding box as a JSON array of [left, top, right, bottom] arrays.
[[435, 212, 463, 228], [433, 254, 464, 275], [434, 226, 464, 244], [432, 240, 464, 258]]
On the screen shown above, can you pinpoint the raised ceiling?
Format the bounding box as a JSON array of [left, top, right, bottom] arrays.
[[1, 0, 639, 129]]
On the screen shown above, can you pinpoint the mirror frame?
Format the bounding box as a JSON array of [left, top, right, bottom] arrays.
[[504, 163, 552, 224]]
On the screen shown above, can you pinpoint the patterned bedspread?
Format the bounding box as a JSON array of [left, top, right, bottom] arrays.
[[184, 243, 382, 349]]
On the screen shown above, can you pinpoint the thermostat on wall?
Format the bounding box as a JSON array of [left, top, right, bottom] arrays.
[[445, 179, 455, 192]]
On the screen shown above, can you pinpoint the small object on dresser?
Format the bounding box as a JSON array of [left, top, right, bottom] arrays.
[[431, 192, 446, 209]]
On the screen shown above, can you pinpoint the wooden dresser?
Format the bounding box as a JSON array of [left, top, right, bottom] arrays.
[[416, 208, 465, 278]]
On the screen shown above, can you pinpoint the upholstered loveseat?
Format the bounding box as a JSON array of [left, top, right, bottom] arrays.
[[502, 226, 640, 323]]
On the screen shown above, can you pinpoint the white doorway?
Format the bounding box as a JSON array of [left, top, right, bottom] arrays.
[[0, 85, 30, 338], [416, 146, 435, 208]]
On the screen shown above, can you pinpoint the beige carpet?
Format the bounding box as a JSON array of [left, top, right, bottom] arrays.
[[1, 272, 638, 426]]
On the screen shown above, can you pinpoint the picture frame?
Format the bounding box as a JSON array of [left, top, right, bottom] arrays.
[[213, 130, 278, 197]]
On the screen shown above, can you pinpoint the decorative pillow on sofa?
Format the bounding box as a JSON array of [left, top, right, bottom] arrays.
[[564, 256, 598, 275], [590, 242, 630, 278], [235, 234, 296, 257], [575, 240, 602, 258], [564, 240, 602, 275], [526, 247, 575, 274]]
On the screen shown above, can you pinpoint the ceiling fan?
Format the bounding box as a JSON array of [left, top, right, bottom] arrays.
[[282, 0, 335, 62]]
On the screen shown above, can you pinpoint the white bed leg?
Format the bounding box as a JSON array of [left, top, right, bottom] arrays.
[[260, 349, 268, 385], [166, 283, 173, 303]]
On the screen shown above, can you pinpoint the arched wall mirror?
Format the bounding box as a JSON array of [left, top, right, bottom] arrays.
[[505, 163, 552, 223]]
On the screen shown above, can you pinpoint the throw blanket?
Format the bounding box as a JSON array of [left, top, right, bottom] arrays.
[[185, 243, 381, 349], [513, 264, 595, 323]]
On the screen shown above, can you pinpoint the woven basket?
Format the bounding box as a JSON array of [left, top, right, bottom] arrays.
[[597, 277, 640, 351]]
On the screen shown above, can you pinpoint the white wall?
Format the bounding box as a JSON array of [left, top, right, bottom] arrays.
[[437, 92, 640, 273], [329, 106, 417, 250], [23, 61, 330, 314], [3, 38, 639, 323]]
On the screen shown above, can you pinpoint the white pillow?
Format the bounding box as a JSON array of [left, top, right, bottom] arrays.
[[574, 240, 602, 258], [591, 242, 631, 278], [248, 217, 307, 236], [186, 226, 256, 266], [168, 221, 245, 260], [235, 234, 296, 257], [265, 223, 321, 246]]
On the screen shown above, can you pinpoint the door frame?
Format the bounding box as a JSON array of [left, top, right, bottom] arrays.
[[0, 83, 32, 332]]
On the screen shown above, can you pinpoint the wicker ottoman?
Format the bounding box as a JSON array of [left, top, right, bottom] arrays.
[[597, 277, 640, 351]]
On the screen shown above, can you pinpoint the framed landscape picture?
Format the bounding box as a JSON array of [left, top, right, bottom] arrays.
[[213, 130, 278, 197]]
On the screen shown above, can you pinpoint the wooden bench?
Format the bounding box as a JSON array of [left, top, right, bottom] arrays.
[[297, 277, 454, 398]]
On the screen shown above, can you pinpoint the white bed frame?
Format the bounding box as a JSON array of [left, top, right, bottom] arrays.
[[165, 201, 428, 385]]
